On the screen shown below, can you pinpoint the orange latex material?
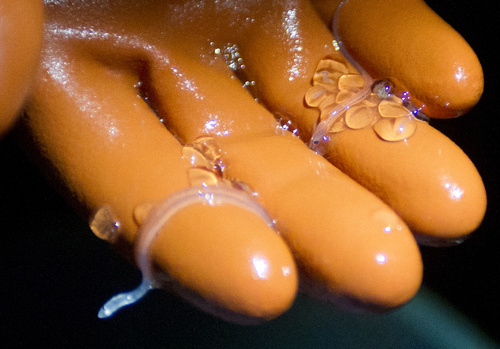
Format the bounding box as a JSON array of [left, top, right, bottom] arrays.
[[151, 203, 297, 320], [331, 0, 484, 118], [23, 0, 424, 314], [325, 123, 486, 241], [244, 0, 486, 240], [25, 48, 297, 320], [219, 134, 422, 308], [0, 0, 44, 136]]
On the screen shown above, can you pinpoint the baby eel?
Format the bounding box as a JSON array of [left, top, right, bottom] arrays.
[[28, 0, 423, 315], [305, 0, 486, 242], [22, 0, 484, 321], [24, 43, 298, 322], [311, 0, 484, 118]]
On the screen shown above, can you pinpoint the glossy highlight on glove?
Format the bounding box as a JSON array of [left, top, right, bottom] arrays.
[[306, 58, 428, 153], [96, 185, 276, 319], [93, 136, 279, 319], [329, 0, 483, 117], [307, 2, 430, 153]]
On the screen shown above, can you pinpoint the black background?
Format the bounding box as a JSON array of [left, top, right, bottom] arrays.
[[416, 0, 499, 342], [1, 0, 498, 347]]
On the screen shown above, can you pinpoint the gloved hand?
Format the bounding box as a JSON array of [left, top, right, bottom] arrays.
[[17, 0, 485, 322]]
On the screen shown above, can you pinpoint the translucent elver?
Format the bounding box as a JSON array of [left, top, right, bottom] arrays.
[[97, 186, 277, 319]]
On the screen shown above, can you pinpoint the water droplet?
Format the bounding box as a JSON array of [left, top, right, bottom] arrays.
[[313, 70, 342, 86], [242, 80, 255, 89], [373, 115, 417, 141], [305, 85, 330, 107], [134, 203, 154, 226], [89, 206, 121, 243], [221, 43, 245, 71], [189, 136, 222, 164], [378, 99, 411, 118], [181, 146, 213, 168], [316, 57, 349, 75], [338, 74, 366, 91], [332, 40, 340, 51], [345, 105, 377, 129], [187, 168, 220, 187], [335, 89, 355, 104]]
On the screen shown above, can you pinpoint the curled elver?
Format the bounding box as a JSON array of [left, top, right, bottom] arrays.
[[97, 185, 277, 319]]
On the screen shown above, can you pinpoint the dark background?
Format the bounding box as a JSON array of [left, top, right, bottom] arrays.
[[1, 0, 498, 347], [417, 0, 499, 343]]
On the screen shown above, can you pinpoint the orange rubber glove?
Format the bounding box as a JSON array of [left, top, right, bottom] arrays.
[[17, 0, 485, 322]]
